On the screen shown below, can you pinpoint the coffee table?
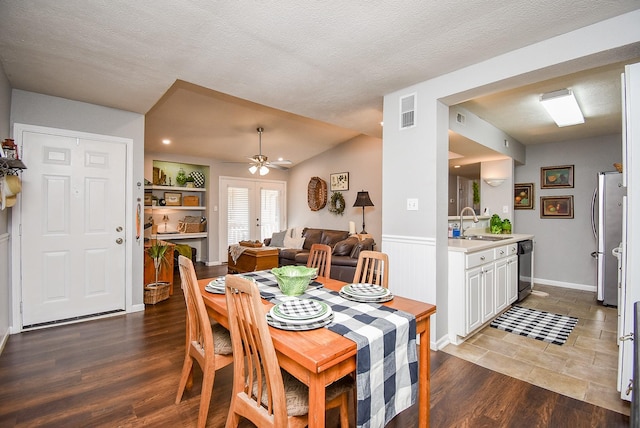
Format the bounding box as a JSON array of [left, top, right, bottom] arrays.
[[227, 246, 279, 273]]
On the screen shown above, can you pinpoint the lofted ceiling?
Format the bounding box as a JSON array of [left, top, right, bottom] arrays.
[[1, 1, 640, 168]]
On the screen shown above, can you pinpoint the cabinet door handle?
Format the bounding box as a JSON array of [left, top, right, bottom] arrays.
[[499, 250, 504, 255], [116, 238, 124, 244], [480, 256, 485, 261]]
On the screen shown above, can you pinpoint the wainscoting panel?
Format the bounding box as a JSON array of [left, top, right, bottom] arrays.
[[1, 232, 10, 353], [382, 234, 437, 347]]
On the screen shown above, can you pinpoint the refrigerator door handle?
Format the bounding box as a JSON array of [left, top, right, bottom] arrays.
[[591, 187, 598, 240]]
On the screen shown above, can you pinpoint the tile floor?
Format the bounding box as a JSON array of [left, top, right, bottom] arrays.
[[442, 284, 631, 415]]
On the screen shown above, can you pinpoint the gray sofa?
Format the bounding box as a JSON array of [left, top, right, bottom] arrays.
[[264, 227, 375, 283]]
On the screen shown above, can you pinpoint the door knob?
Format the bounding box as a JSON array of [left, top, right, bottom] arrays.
[[116, 238, 124, 244]]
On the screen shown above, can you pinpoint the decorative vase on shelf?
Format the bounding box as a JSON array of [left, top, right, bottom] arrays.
[[175, 168, 187, 187]]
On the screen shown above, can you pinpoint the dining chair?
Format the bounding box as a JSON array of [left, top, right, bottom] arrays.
[[353, 250, 389, 288], [306, 243, 332, 279], [175, 255, 233, 428], [224, 274, 353, 428]]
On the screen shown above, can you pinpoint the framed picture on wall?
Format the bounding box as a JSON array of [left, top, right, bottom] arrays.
[[514, 183, 534, 209], [330, 172, 349, 191], [540, 195, 574, 218], [541, 165, 574, 188]]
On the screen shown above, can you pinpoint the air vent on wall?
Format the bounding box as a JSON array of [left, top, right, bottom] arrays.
[[400, 93, 416, 129]]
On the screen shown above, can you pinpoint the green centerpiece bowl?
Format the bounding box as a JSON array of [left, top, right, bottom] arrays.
[[271, 266, 318, 296]]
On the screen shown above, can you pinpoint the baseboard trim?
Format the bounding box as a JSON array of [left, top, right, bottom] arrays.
[[0, 326, 9, 356], [129, 303, 145, 313], [534, 278, 596, 293]]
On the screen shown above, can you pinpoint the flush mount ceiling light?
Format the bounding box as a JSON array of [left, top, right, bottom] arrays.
[[540, 89, 584, 127]]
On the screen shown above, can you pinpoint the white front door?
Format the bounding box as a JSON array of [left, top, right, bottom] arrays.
[[19, 129, 127, 327]]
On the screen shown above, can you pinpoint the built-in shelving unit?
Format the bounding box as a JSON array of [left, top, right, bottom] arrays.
[[145, 161, 209, 259]]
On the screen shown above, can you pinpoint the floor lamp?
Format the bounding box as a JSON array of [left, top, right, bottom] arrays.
[[353, 190, 374, 234]]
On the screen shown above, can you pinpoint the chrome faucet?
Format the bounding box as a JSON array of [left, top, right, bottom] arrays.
[[459, 206, 479, 237]]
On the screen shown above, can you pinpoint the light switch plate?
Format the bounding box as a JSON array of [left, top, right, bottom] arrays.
[[407, 198, 419, 210]]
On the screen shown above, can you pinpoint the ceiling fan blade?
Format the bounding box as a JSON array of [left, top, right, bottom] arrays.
[[270, 159, 292, 165], [267, 163, 289, 171]]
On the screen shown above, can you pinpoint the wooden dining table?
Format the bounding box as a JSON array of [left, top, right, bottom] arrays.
[[198, 274, 436, 427]]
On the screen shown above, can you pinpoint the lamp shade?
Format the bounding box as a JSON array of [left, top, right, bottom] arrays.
[[353, 191, 374, 207]]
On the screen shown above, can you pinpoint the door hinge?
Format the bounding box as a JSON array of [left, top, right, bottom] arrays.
[[620, 333, 634, 342], [20, 301, 23, 314]]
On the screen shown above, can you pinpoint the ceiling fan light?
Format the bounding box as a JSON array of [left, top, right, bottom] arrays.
[[540, 89, 584, 127], [249, 165, 258, 174], [259, 165, 269, 176]]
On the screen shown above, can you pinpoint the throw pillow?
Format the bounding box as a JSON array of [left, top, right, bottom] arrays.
[[284, 234, 306, 249], [269, 230, 287, 247], [350, 238, 375, 259], [332, 236, 359, 256]]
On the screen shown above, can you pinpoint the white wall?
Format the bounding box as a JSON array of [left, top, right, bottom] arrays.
[[10, 90, 145, 309], [383, 10, 640, 348], [480, 158, 514, 222], [515, 134, 621, 289], [0, 67, 12, 350], [287, 134, 382, 245]]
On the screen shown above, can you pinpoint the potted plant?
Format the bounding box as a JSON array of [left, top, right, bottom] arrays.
[[185, 176, 195, 188], [147, 240, 171, 286], [175, 168, 187, 186]]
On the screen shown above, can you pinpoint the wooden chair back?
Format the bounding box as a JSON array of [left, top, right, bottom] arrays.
[[224, 274, 290, 426], [225, 274, 352, 427], [175, 255, 233, 428], [306, 243, 332, 278], [353, 250, 389, 288]]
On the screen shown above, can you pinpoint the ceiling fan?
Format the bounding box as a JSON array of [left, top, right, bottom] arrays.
[[248, 127, 292, 175]]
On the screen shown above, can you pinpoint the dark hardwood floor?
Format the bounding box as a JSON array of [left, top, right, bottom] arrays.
[[0, 263, 630, 427]]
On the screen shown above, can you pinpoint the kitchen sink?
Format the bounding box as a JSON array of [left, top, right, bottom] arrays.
[[450, 235, 511, 241]]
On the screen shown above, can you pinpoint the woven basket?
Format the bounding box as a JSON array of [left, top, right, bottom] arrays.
[[307, 176, 327, 211], [144, 282, 170, 304], [178, 216, 206, 233]]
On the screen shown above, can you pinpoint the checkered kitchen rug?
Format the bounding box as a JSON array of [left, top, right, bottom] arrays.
[[490, 306, 578, 345]]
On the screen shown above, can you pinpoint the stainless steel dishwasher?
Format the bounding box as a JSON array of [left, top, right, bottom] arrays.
[[517, 240, 534, 302]]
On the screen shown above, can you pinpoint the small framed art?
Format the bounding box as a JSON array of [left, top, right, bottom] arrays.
[[540, 195, 574, 218], [164, 192, 182, 206], [514, 183, 534, 210], [541, 165, 574, 188], [330, 172, 349, 191]]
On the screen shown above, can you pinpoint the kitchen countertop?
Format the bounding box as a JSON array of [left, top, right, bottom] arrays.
[[448, 233, 534, 253]]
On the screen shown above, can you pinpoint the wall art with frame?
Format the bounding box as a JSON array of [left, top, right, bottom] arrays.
[[330, 172, 349, 191], [540, 195, 574, 218], [514, 183, 534, 209], [541, 165, 574, 188]]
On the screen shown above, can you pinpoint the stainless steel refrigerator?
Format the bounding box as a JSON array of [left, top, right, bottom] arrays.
[[591, 171, 625, 306]]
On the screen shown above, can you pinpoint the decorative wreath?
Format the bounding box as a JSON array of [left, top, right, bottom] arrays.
[[328, 191, 345, 215]]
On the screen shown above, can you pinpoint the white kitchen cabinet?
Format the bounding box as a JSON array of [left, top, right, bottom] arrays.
[[448, 241, 518, 344], [507, 254, 518, 303]]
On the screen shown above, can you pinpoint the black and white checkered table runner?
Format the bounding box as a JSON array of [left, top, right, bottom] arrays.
[[241, 270, 417, 428]]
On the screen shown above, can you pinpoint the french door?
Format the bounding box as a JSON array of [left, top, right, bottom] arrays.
[[219, 177, 286, 259]]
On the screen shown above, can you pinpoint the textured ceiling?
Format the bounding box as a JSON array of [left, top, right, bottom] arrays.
[[1, 1, 640, 166]]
